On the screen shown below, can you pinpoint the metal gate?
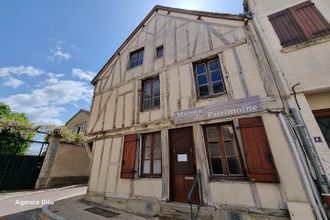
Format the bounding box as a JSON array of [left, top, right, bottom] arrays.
[[0, 131, 48, 191]]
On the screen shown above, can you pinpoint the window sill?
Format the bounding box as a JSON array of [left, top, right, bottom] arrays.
[[209, 176, 249, 182], [138, 175, 162, 179], [140, 107, 161, 113], [281, 35, 330, 53], [197, 92, 226, 100]]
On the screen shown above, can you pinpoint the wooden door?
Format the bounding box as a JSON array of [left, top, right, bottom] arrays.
[[169, 127, 197, 203]]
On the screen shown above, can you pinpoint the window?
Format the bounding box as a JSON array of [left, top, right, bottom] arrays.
[[75, 124, 84, 134], [313, 109, 330, 148], [269, 1, 330, 47], [203, 123, 244, 177], [156, 45, 164, 59], [141, 132, 162, 177], [141, 77, 160, 111], [129, 48, 144, 68], [194, 58, 225, 97]]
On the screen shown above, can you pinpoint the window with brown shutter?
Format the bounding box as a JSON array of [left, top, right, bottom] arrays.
[[203, 123, 245, 178], [239, 116, 279, 183], [269, 1, 330, 47], [121, 134, 138, 179]]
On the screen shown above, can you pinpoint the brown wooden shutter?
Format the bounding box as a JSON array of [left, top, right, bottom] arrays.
[[121, 134, 138, 179], [239, 116, 279, 183], [289, 1, 330, 40], [269, 9, 306, 47]]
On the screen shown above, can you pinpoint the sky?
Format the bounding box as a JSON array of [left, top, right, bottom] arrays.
[[0, 0, 243, 125]]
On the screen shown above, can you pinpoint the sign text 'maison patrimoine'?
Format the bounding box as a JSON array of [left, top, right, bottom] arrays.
[[174, 96, 263, 124]]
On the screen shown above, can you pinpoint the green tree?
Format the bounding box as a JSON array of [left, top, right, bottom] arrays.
[[0, 102, 34, 155]]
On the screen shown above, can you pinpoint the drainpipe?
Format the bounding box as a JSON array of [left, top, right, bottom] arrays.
[[290, 108, 330, 193], [279, 113, 328, 220]]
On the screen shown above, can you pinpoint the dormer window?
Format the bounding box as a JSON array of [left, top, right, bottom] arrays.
[[129, 48, 144, 68]]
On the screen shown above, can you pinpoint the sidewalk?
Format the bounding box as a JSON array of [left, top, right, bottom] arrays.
[[42, 195, 160, 220]]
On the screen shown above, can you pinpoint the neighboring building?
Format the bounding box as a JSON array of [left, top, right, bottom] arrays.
[[65, 109, 90, 134], [84, 5, 328, 220], [35, 109, 91, 189], [244, 0, 330, 219]]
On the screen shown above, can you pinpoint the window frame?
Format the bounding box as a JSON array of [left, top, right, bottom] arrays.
[[75, 124, 84, 134], [140, 132, 162, 178], [129, 47, 144, 68], [203, 122, 246, 180], [155, 45, 164, 59], [194, 58, 226, 98], [141, 76, 160, 111]]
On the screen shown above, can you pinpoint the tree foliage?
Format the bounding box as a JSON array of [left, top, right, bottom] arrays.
[[0, 102, 35, 155]]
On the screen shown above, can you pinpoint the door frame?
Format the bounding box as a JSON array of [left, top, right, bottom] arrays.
[[168, 126, 197, 203]]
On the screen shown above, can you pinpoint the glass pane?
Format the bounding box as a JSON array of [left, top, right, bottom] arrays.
[[211, 158, 223, 174], [154, 133, 161, 147], [153, 160, 161, 174], [224, 141, 238, 157], [209, 143, 220, 157], [143, 160, 150, 174], [130, 53, 138, 68], [221, 125, 234, 141], [143, 134, 152, 147], [227, 157, 242, 174], [196, 64, 206, 75], [154, 145, 162, 159], [157, 47, 163, 58], [153, 78, 160, 96], [144, 81, 151, 98], [211, 70, 221, 82], [138, 50, 144, 65], [153, 97, 160, 108], [143, 99, 151, 110], [198, 74, 208, 85], [209, 60, 219, 71], [199, 85, 209, 97], [144, 146, 151, 159], [206, 126, 219, 142], [212, 82, 224, 94]]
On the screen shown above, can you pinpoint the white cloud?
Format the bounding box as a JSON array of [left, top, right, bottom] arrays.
[[0, 65, 44, 77], [3, 77, 24, 88], [48, 42, 72, 62], [1, 75, 93, 125], [72, 68, 96, 81]]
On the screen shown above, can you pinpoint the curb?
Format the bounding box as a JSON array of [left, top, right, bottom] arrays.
[[0, 184, 87, 200], [40, 205, 65, 220]]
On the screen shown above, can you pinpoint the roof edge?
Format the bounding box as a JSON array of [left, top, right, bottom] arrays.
[[65, 109, 90, 126], [91, 5, 244, 85]]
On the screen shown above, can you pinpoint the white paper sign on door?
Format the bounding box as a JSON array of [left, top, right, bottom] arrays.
[[177, 154, 188, 162]]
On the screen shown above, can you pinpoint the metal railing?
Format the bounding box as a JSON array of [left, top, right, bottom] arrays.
[[187, 170, 203, 220]]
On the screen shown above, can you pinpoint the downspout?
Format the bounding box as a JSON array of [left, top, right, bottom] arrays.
[[279, 113, 328, 220], [290, 108, 330, 193]]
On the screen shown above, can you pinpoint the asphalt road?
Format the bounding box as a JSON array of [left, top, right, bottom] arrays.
[[0, 186, 87, 219]]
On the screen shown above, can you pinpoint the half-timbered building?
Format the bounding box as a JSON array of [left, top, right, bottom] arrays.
[[85, 5, 321, 219]]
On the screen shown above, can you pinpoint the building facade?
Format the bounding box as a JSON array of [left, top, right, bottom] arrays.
[[244, 1, 330, 219], [85, 5, 326, 219]]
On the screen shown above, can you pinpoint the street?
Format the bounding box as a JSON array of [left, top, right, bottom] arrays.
[[0, 186, 87, 219]]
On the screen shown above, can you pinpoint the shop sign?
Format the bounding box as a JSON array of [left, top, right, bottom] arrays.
[[174, 96, 263, 124]]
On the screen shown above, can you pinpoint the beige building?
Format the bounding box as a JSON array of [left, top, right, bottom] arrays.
[[85, 5, 329, 220], [65, 109, 90, 134]]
